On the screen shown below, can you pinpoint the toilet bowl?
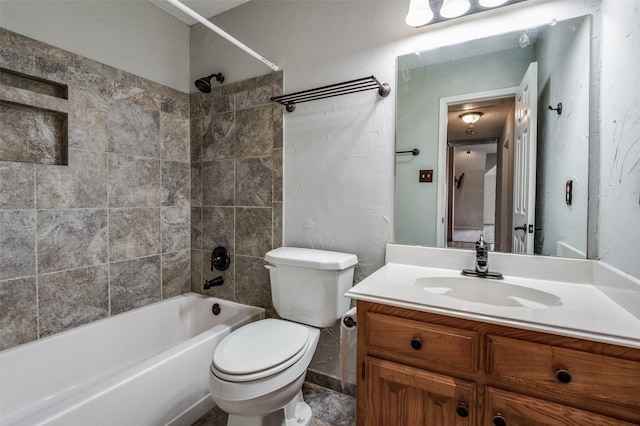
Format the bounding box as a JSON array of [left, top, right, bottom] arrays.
[[208, 247, 358, 426], [209, 319, 320, 426]]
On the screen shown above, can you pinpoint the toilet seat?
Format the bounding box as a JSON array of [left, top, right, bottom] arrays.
[[212, 319, 310, 382]]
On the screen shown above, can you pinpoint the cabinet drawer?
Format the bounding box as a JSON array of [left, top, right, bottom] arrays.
[[365, 312, 478, 371], [485, 387, 637, 426], [488, 335, 640, 408]]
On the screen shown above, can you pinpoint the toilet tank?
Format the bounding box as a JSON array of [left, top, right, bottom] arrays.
[[265, 247, 358, 328]]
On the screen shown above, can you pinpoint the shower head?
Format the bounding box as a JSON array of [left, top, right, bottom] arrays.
[[194, 73, 225, 93]]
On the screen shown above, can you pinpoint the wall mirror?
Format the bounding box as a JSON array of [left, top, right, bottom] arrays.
[[395, 15, 591, 258]]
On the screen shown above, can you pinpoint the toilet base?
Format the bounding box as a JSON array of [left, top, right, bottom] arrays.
[[226, 390, 312, 426]]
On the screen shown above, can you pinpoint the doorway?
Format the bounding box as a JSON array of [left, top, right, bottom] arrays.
[[436, 89, 517, 251], [447, 136, 501, 250]]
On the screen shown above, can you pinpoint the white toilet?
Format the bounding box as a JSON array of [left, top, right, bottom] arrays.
[[208, 247, 358, 426]]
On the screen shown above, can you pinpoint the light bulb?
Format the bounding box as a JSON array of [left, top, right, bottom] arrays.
[[440, 0, 471, 18], [479, 0, 509, 7], [460, 112, 483, 124], [405, 0, 434, 27]]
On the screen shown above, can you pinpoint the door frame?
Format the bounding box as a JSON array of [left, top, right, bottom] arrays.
[[437, 87, 518, 248]]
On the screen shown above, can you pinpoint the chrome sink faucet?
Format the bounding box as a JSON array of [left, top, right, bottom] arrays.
[[475, 231, 489, 274], [461, 231, 503, 279]]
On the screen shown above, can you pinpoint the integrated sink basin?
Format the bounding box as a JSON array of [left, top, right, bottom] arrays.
[[415, 276, 563, 309]]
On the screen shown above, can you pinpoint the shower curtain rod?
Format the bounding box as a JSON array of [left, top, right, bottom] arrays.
[[165, 0, 280, 72]]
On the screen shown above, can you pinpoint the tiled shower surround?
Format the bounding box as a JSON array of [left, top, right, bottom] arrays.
[[0, 29, 285, 351], [189, 73, 283, 316], [0, 28, 191, 349]]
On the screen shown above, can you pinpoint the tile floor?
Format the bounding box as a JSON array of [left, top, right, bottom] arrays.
[[192, 382, 356, 426]]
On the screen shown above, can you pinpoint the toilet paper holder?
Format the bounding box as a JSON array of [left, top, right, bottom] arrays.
[[343, 316, 356, 328]]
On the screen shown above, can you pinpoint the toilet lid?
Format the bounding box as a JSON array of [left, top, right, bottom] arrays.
[[212, 319, 310, 381]]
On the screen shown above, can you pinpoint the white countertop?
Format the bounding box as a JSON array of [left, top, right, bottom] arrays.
[[346, 245, 640, 349]]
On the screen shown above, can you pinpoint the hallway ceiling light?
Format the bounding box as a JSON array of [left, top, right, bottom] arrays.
[[440, 0, 470, 18], [460, 112, 483, 124], [405, 0, 527, 28], [405, 0, 434, 26]]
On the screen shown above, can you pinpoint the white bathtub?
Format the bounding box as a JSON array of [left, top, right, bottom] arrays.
[[0, 293, 264, 426]]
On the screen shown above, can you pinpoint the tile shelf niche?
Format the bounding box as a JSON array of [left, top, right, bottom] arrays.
[[0, 68, 69, 166]]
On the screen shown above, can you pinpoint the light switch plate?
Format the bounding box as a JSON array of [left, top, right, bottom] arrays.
[[420, 170, 433, 183]]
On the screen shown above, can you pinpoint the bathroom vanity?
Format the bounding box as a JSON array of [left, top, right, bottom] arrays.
[[346, 245, 640, 425]]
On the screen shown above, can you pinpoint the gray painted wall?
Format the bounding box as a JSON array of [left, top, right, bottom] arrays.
[[536, 16, 590, 257]]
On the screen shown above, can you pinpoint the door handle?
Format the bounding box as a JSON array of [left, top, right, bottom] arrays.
[[514, 224, 527, 232]]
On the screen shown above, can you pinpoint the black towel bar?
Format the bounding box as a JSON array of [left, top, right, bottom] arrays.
[[396, 149, 420, 156], [271, 75, 390, 112]]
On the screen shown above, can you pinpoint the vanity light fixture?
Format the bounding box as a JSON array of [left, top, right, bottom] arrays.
[[405, 0, 527, 28], [460, 111, 483, 124]]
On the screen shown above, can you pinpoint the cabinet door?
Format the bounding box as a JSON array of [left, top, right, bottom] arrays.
[[485, 387, 636, 426], [365, 357, 475, 426]]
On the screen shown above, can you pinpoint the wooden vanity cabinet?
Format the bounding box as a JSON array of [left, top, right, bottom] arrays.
[[356, 301, 640, 426]]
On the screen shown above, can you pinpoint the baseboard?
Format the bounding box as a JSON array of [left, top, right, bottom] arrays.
[[305, 369, 356, 397]]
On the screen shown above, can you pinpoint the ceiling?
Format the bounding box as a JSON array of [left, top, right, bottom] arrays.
[[148, 0, 251, 25], [447, 97, 515, 145]]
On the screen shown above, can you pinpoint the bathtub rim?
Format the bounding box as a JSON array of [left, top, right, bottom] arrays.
[[0, 292, 264, 356], [0, 293, 265, 425]]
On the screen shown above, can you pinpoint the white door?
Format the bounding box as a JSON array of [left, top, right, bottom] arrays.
[[512, 62, 538, 254]]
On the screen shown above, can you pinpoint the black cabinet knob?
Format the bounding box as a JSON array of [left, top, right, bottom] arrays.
[[455, 403, 469, 418], [410, 337, 422, 350], [493, 413, 507, 426], [555, 369, 572, 383]]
